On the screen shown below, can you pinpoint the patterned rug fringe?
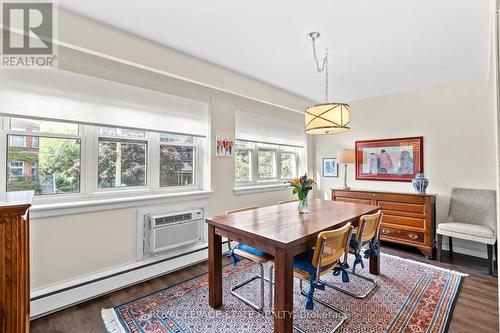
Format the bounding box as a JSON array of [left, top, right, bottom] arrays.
[[101, 309, 126, 333], [381, 252, 469, 276]]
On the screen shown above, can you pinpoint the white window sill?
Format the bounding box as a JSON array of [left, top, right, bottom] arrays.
[[30, 190, 214, 219], [233, 183, 288, 195]]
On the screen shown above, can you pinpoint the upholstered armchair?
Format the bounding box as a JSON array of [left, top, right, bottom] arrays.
[[437, 188, 497, 275]]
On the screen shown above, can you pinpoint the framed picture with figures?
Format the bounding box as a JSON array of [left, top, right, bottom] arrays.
[[355, 136, 423, 182]]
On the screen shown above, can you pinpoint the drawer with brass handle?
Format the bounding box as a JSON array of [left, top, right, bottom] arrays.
[[380, 226, 424, 244]]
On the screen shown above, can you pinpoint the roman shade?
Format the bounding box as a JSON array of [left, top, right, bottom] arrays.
[[235, 110, 305, 147], [0, 70, 209, 137]]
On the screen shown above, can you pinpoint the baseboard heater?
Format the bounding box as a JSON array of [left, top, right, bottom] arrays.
[[30, 241, 229, 319]]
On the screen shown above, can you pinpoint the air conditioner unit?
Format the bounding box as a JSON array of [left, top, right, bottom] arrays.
[[146, 209, 204, 253]]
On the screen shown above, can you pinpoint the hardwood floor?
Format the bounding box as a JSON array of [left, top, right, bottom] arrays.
[[31, 244, 498, 333]]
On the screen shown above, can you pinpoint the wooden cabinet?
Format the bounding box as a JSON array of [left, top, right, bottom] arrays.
[[332, 189, 436, 258], [0, 191, 33, 333]]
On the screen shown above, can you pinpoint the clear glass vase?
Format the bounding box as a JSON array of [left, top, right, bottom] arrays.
[[298, 197, 310, 214]]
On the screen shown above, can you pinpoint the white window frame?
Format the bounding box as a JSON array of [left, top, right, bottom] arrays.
[[9, 135, 26, 148], [2, 118, 84, 201], [234, 140, 302, 188], [279, 151, 299, 181], [93, 129, 150, 193], [159, 138, 199, 190], [8, 160, 25, 181], [234, 148, 253, 184], [0, 116, 207, 204], [257, 148, 278, 181]]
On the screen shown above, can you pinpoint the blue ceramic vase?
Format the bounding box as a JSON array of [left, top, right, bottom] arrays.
[[412, 172, 429, 194]]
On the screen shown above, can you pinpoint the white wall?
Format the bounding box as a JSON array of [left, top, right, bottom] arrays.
[[28, 10, 313, 290], [314, 77, 497, 257]]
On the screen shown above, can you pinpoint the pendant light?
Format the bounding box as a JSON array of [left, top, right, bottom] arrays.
[[305, 32, 350, 135]]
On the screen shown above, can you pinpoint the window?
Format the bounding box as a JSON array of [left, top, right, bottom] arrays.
[[97, 139, 147, 188], [159, 133, 196, 187], [31, 162, 38, 181], [8, 161, 24, 181], [10, 135, 26, 147], [235, 150, 251, 182], [97, 127, 147, 189], [258, 150, 277, 179], [7, 135, 81, 195], [234, 140, 302, 186], [280, 152, 298, 179], [31, 136, 39, 148], [2, 117, 206, 199]]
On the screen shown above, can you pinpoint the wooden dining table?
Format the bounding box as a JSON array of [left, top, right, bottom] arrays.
[[206, 199, 381, 333]]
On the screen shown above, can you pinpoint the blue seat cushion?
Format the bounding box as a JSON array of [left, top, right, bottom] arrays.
[[293, 249, 336, 276], [236, 244, 269, 257]]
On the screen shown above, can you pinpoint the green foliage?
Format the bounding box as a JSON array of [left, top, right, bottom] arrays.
[[7, 177, 41, 193], [8, 137, 80, 195], [280, 153, 295, 179], [258, 151, 274, 177], [39, 138, 80, 193], [160, 145, 193, 187], [8, 147, 37, 163], [235, 150, 250, 181], [98, 141, 146, 188]]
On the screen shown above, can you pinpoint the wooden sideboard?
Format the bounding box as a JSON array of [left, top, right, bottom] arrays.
[[0, 191, 33, 333], [332, 189, 436, 258]]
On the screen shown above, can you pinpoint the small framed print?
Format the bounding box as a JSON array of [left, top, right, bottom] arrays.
[[323, 158, 338, 177], [215, 134, 234, 157]]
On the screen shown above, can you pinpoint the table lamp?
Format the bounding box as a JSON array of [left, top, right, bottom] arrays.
[[337, 149, 355, 190]]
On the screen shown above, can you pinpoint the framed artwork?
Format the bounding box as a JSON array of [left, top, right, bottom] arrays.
[[322, 158, 338, 177], [215, 134, 234, 157], [355, 136, 423, 182]]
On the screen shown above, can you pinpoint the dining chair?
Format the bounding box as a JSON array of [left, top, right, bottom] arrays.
[[329, 210, 383, 299], [292, 223, 353, 333], [277, 199, 299, 204], [225, 207, 274, 312]]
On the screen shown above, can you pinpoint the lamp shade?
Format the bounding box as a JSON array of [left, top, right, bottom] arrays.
[[305, 103, 350, 135], [338, 149, 355, 164]]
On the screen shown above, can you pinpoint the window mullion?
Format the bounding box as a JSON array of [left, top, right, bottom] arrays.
[[83, 124, 95, 196], [277, 150, 282, 180], [252, 147, 258, 184], [149, 132, 160, 191]]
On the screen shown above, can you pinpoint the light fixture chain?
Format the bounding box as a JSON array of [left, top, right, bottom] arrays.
[[310, 35, 329, 102], [325, 49, 329, 102]]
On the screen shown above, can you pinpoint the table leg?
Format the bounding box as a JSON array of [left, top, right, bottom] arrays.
[[274, 247, 294, 333], [369, 237, 381, 275], [208, 224, 222, 308]]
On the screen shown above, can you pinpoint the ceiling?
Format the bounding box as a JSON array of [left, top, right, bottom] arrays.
[[58, 0, 493, 102]]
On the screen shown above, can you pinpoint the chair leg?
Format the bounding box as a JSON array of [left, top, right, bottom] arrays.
[[487, 244, 495, 276], [449, 236, 453, 256], [320, 271, 378, 299], [230, 262, 266, 312], [293, 279, 347, 333], [495, 242, 498, 268], [268, 265, 274, 310], [437, 234, 443, 262]]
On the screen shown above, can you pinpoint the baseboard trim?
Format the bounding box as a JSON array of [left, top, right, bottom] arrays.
[[30, 243, 229, 319]]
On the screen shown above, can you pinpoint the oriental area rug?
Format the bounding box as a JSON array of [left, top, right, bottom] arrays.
[[102, 253, 463, 333]]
